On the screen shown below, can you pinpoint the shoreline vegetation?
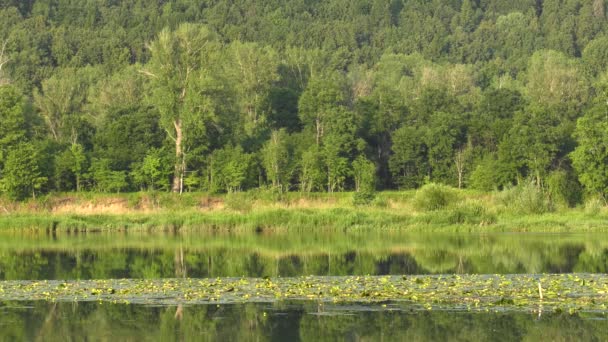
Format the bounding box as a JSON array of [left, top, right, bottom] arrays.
[[0, 184, 606, 232]]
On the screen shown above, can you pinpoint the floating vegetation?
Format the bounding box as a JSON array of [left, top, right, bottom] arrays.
[[1, 274, 607, 313]]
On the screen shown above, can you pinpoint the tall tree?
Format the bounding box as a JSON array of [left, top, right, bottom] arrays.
[[571, 103, 608, 200], [0, 85, 27, 163], [33, 67, 98, 143], [229, 41, 279, 136], [144, 23, 225, 193], [298, 73, 349, 145], [261, 129, 290, 191]]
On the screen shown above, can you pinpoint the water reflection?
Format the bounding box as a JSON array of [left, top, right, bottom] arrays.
[[1, 301, 606, 341], [0, 231, 607, 279]]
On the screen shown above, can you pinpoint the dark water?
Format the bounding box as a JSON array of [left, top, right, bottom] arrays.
[[0, 231, 606, 280], [1, 230, 608, 340], [2, 301, 608, 341]]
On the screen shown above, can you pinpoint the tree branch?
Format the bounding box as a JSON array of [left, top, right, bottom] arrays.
[[138, 69, 158, 79]]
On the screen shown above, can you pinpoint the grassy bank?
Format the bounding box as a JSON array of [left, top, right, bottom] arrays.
[[0, 185, 607, 232]]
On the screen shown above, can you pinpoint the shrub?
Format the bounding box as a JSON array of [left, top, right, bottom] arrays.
[[446, 201, 497, 225], [224, 193, 253, 212], [352, 190, 376, 206], [413, 183, 458, 211], [250, 187, 285, 203], [497, 182, 553, 214], [469, 154, 517, 191], [546, 170, 582, 208], [372, 195, 389, 208], [584, 196, 604, 216]]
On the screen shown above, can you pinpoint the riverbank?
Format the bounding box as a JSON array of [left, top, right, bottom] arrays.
[[0, 188, 606, 232]]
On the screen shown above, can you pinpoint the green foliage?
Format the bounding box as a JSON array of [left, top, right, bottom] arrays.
[[0, 143, 47, 200], [209, 145, 253, 193], [33, 67, 99, 143], [413, 183, 458, 211], [322, 134, 350, 193], [145, 23, 225, 192], [546, 170, 583, 208], [497, 182, 553, 215], [500, 105, 562, 186], [584, 196, 605, 216], [261, 129, 290, 191], [352, 155, 376, 192], [131, 149, 171, 192], [389, 126, 427, 189], [352, 190, 377, 206], [298, 74, 349, 145], [469, 154, 515, 191], [89, 159, 128, 193], [582, 36, 608, 77], [571, 106, 608, 199], [93, 106, 164, 171], [425, 111, 465, 185], [2, 1, 608, 198], [0, 85, 27, 163], [525, 50, 589, 118], [228, 41, 279, 135], [224, 192, 253, 213], [445, 201, 497, 225], [299, 145, 325, 192]]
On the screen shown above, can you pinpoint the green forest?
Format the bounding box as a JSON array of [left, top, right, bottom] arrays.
[[1, 0, 608, 203]]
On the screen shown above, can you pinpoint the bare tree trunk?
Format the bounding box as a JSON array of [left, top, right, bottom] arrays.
[[175, 245, 186, 278], [593, 0, 605, 17], [315, 118, 321, 145], [35, 303, 57, 342], [454, 142, 472, 189], [454, 149, 465, 189], [172, 119, 184, 193], [175, 304, 183, 320], [0, 39, 9, 85]]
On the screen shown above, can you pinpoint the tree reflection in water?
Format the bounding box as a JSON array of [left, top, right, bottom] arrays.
[[1, 301, 607, 341]]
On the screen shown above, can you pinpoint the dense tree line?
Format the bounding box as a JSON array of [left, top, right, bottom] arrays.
[[1, 0, 608, 202]]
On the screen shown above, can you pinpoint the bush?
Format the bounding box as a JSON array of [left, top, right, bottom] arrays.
[[250, 187, 285, 203], [497, 182, 553, 214], [89, 158, 128, 193], [584, 196, 604, 216], [446, 201, 496, 225], [224, 192, 253, 212], [546, 170, 582, 208], [469, 155, 517, 191], [352, 190, 376, 206], [413, 183, 458, 211], [372, 195, 389, 208]]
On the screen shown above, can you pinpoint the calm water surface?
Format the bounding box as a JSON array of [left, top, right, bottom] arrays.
[[1, 230, 607, 340], [2, 301, 608, 341], [0, 230, 606, 279]]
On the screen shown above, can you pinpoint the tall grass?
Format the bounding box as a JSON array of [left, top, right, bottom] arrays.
[[496, 182, 553, 215], [0, 188, 606, 232]]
